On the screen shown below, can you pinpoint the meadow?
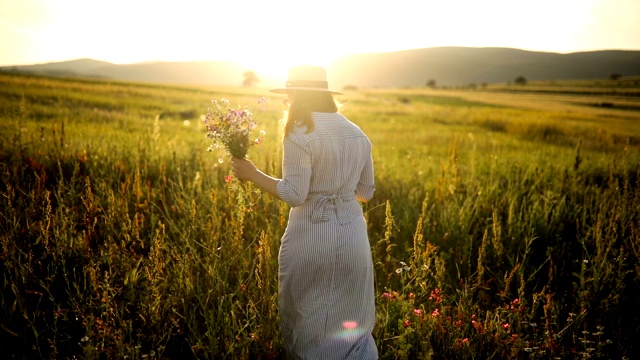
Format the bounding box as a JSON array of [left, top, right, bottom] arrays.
[[1, 71, 639, 359]]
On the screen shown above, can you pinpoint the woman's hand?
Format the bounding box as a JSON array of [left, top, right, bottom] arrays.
[[231, 157, 258, 182], [231, 157, 281, 198]]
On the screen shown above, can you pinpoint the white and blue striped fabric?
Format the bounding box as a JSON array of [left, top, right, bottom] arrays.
[[276, 112, 377, 359]]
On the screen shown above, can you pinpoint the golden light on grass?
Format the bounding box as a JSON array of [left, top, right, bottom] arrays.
[[1, 71, 639, 358]]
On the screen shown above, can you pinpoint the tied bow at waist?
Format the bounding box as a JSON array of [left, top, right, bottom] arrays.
[[310, 193, 357, 225]]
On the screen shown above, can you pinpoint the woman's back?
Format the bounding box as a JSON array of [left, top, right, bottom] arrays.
[[287, 112, 374, 201]]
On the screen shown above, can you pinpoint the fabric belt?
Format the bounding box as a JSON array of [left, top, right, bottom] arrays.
[[310, 193, 356, 225]]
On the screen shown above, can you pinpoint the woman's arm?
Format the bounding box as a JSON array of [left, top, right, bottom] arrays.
[[231, 136, 311, 206], [356, 142, 375, 202]]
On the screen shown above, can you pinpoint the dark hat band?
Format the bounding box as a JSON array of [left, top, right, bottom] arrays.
[[286, 80, 329, 89]]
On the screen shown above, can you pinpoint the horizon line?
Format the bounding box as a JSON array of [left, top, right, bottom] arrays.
[[2, 45, 640, 68]]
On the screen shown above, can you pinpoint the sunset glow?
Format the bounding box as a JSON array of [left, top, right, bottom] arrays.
[[1, 0, 639, 78]]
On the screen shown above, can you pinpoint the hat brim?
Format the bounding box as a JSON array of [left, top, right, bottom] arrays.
[[269, 87, 344, 95]]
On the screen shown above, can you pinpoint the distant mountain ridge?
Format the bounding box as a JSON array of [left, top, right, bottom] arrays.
[[2, 47, 640, 88], [328, 47, 640, 88], [1, 58, 247, 86]]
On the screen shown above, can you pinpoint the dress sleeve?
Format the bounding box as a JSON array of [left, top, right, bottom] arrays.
[[356, 145, 375, 201], [276, 136, 312, 207]]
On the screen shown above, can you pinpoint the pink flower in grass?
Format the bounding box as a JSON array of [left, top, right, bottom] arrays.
[[257, 97, 269, 110], [455, 337, 470, 348], [471, 320, 485, 334], [381, 291, 398, 301], [429, 288, 443, 303]]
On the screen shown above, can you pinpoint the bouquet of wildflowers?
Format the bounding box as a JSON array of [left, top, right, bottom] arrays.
[[203, 98, 266, 159]]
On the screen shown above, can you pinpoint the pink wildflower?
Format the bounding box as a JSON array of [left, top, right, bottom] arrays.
[[225, 175, 233, 183], [431, 309, 440, 317], [413, 308, 423, 317], [429, 288, 443, 303], [403, 320, 411, 328], [509, 298, 523, 312], [455, 337, 470, 348], [381, 292, 396, 301], [471, 320, 485, 334]]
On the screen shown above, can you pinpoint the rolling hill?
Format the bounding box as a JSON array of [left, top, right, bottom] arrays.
[[328, 47, 640, 88], [2, 47, 640, 89], [0, 58, 247, 87]]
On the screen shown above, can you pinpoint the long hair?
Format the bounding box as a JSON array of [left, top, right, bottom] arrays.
[[283, 90, 339, 136]]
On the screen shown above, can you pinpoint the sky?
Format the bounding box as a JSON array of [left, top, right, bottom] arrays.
[[2, 0, 639, 77]]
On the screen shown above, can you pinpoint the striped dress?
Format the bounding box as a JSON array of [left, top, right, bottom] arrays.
[[276, 112, 377, 360]]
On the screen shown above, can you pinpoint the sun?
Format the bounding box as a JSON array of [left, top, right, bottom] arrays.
[[233, 45, 344, 89]]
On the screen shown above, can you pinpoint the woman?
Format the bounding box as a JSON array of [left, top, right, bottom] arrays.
[[232, 65, 377, 359]]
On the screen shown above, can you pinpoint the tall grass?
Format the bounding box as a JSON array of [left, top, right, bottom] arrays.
[[1, 72, 639, 359]]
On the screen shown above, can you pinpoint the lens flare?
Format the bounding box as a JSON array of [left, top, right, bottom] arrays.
[[333, 320, 365, 341], [343, 321, 357, 329]]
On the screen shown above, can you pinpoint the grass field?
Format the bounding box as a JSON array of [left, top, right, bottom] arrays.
[[1, 71, 639, 359]]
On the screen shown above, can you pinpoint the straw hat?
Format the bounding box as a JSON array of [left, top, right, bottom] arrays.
[[270, 65, 344, 95]]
